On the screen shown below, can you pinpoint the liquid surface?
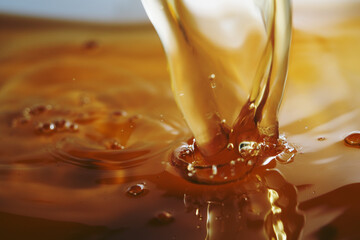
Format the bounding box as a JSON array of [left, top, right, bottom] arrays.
[[0, 11, 360, 240]]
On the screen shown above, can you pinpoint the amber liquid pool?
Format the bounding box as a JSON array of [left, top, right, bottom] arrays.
[[0, 11, 359, 239]]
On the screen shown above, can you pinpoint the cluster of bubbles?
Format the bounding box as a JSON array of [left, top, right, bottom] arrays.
[[12, 104, 80, 134], [36, 119, 79, 134], [12, 104, 52, 127]]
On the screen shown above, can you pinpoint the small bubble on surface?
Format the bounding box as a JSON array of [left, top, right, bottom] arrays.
[[249, 103, 255, 110], [54, 119, 68, 131], [109, 141, 125, 150], [209, 74, 216, 80], [227, 143, 234, 150], [212, 165, 218, 175], [127, 183, 145, 196], [187, 164, 194, 172], [154, 211, 174, 224], [68, 123, 79, 132], [344, 132, 360, 148], [112, 110, 127, 117], [38, 122, 56, 133], [30, 105, 49, 115]]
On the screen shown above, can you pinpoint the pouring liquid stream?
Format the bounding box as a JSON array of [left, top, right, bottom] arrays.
[[142, 0, 293, 183]]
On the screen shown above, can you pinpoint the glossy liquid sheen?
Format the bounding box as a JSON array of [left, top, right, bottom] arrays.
[[142, 0, 291, 154], [0, 12, 360, 240], [142, 0, 294, 184]]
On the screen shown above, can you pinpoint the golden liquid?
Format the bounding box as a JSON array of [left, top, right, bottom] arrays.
[[0, 10, 359, 240], [142, 0, 294, 184], [142, 0, 292, 157]]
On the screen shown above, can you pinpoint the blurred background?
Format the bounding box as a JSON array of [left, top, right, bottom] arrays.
[[0, 0, 359, 31]]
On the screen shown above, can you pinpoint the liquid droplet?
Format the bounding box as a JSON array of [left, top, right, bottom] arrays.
[[344, 132, 360, 148], [249, 103, 255, 110], [30, 105, 50, 115], [227, 143, 234, 150], [112, 110, 127, 117], [108, 140, 125, 150], [54, 119, 69, 131], [187, 164, 194, 172], [212, 165, 218, 175], [127, 183, 145, 196], [154, 211, 174, 224], [37, 122, 56, 133], [68, 123, 79, 132]]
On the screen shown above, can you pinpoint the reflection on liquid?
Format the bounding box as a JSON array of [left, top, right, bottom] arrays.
[[181, 169, 304, 240]]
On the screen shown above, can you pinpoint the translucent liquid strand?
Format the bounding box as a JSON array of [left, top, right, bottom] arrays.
[[142, 0, 292, 182]]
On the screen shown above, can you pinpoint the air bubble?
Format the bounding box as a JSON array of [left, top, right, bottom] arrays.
[[344, 132, 360, 148], [54, 119, 69, 131], [38, 122, 56, 133], [187, 164, 194, 172], [155, 211, 174, 224], [209, 74, 216, 80], [249, 103, 255, 110], [238, 141, 256, 151], [109, 141, 125, 150], [68, 123, 79, 132], [127, 183, 145, 196], [112, 110, 127, 117], [227, 143, 234, 150], [212, 165, 218, 175], [237, 157, 244, 163]]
